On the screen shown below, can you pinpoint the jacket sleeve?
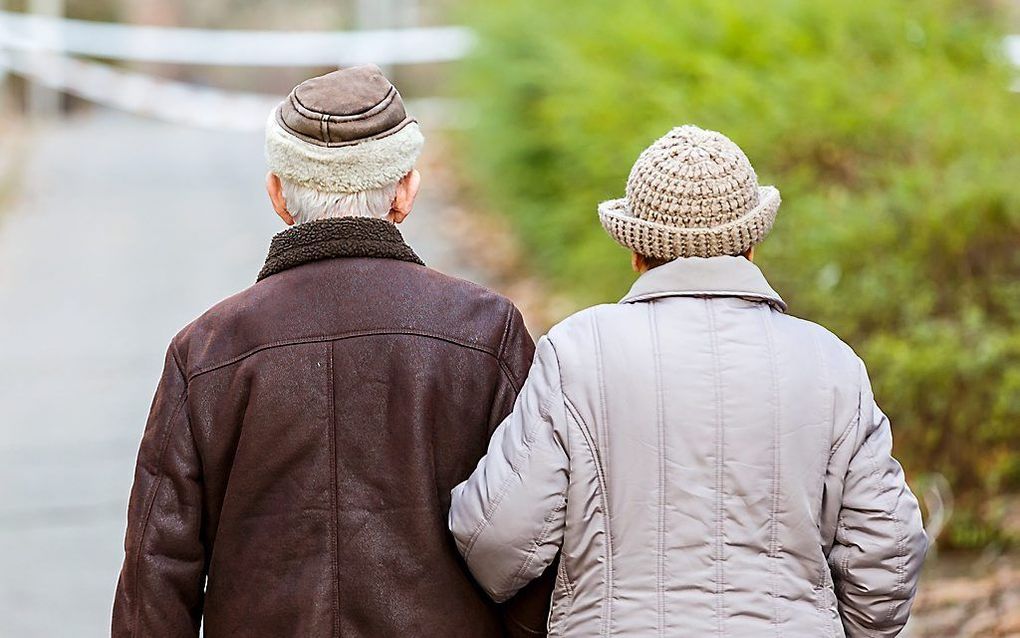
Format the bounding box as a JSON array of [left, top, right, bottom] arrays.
[[489, 307, 558, 637], [113, 343, 206, 637], [450, 335, 570, 603], [827, 359, 928, 638]]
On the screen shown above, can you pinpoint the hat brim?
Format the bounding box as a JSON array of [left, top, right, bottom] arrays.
[[597, 186, 780, 260], [265, 109, 424, 193]]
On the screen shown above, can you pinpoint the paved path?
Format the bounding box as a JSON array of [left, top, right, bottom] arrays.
[[0, 110, 478, 636]]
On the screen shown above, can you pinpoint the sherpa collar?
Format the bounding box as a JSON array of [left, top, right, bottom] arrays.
[[257, 217, 424, 281], [620, 256, 787, 312]]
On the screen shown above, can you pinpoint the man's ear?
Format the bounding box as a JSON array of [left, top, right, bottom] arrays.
[[388, 169, 421, 224], [266, 172, 295, 226]]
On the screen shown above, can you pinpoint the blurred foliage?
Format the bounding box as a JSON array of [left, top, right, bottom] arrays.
[[458, 0, 1020, 547]]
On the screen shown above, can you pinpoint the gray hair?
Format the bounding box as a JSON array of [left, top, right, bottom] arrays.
[[281, 178, 399, 223]]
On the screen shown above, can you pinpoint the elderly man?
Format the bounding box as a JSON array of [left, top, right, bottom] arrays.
[[113, 66, 550, 637], [449, 126, 927, 637]]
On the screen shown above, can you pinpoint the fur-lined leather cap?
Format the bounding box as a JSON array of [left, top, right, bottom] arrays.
[[266, 65, 424, 193], [277, 65, 413, 147]]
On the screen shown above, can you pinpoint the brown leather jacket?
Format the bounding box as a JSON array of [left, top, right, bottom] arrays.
[[113, 217, 552, 637]]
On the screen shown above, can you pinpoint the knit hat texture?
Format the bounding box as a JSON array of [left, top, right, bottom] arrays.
[[598, 125, 780, 260], [265, 65, 424, 193]]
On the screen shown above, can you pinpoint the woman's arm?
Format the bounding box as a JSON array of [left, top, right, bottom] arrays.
[[449, 336, 570, 602]]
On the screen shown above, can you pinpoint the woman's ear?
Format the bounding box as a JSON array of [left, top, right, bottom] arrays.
[[388, 170, 421, 224], [266, 172, 295, 226]]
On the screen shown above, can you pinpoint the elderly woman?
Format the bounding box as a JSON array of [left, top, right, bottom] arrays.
[[449, 126, 927, 637]]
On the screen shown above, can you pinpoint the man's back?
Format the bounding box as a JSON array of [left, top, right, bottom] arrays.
[[113, 218, 535, 636]]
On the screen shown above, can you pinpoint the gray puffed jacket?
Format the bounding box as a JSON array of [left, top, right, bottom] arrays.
[[449, 256, 927, 637]]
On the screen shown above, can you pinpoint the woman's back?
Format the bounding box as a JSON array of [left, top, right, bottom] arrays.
[[450, 256, 927, 637]]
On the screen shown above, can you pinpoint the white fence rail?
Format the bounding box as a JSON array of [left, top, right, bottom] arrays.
[[0, 10, 470, 129], [0, 11, 1017, 130], [0, 48, 460, 131], [0, 10, 474, 66]]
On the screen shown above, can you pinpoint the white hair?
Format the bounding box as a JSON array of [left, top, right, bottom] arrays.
[[281, 178, 399, 223]]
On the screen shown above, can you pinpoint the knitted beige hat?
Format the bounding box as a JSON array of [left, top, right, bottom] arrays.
[[598, 125, 780, 260]]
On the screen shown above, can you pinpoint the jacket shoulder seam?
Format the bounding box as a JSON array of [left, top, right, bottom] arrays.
[[496, 302, 514, 363], [495, 303, 524, 394]]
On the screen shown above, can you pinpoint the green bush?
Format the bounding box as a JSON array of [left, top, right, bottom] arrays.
[[458, 0, 1020, 546]]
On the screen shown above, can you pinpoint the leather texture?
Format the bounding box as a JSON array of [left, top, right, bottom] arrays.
[[276, 64, 416, 148], [450, 256, 928, 638], [113, 219, 550, 637]]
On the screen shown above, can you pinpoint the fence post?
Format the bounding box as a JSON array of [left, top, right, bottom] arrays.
[[0, 0, 7, 109], [27, 0, 64, 118], [355, 0, 396, 73]]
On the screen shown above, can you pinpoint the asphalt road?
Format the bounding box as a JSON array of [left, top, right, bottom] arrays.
[[0, 109, 476, 636]]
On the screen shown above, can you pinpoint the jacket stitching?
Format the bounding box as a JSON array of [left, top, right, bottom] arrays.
[[549, 556, 575, 634], [859, 413, 910, 625], [496, 306, 524, 394], [186, 329, 501, 381], [759, 305, 783, 636], [808, 328, 837, 638], [590, 312, 613, 638], [498, 360, 523, 394], [564, 395, 613, 638], [504, 493, 567, 597], [291, 85, 397, 121], [839, 516, 853, 581], [326, 343, 340, 638], [648, 303, 666, 638], [130, 349, 189, 637], [621, 290, 786, 312], [829, 408, 862, 459], [498, 336, 569, 597], [496, 303, 514, 363], [705, 300, 726, 637], [838, 370, 865, 583]]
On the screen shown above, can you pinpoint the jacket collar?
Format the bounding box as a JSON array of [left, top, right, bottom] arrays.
[[257, 217, 424, 282], [620, 256, 787, 312]]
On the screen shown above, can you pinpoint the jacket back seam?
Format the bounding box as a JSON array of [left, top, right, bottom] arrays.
[[327, 343, 340, 638], [648, 303, 666, 638], [589, 312, 613, 638], [759, 304, 784, 636], [808, 327, 838, 638], [705, 299, 726, 637]]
